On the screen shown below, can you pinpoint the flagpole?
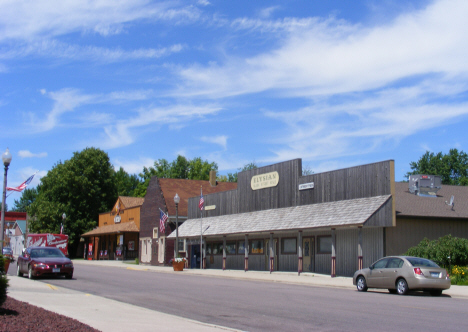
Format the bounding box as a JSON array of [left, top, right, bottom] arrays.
[[200, 186, 203, 270]]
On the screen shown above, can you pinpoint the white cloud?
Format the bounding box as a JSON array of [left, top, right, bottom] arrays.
[[18, 150, 47, 158], [200, 135, 228, 150], [0, 1, 200, 42], [113, 157, 154, 175]]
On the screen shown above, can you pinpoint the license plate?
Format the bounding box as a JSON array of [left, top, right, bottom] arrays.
[[52, 268, 60, 273], [431, 272, 440, 278]]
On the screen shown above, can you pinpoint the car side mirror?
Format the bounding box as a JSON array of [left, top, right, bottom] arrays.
[[369, 265, 374, 270]]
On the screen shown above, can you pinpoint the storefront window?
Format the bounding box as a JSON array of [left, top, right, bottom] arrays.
[[282, 238, 296, 254], [212, 243, 223, 255], [206, 244, 212, 255], [238, 240, 246, 254], [226, 242, 236, 255], [251, 240, 264, 254], [318, 236, 332, 254]]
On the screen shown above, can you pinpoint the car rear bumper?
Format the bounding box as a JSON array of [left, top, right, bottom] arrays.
[[408, 277, 451, 290]]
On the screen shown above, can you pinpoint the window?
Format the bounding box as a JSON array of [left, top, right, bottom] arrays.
[[373, 258, 389, 269], [212, 243, 223, 255], [238, 241, 246, 254], [317, 236, 332, 254], [387, 258, 404, 268], [251, 240, 264, 254], [226, 242, 236, 255], [282, 238, 297, 254], [177, 239, 185, 252], [153, 228, 158, 239], [206, 244, 212, 255]]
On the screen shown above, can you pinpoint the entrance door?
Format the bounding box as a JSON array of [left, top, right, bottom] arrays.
[[191, 245, 201, 269], [302, 237, 315, 272]]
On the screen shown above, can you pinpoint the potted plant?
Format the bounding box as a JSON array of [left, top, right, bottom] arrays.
[[169, 257, 187, 271]]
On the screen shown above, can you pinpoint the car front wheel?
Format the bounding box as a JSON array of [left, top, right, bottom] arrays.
[[396, 278, 408, 295], [356, 276, 368, 292], [16, 264, 23, 277], [28, 265, 35, 279]]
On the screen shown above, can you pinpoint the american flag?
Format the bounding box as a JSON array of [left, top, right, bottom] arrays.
[[199, 191, 204, 211], [6, 172, 36, 192], [60, 223, 64, 235], [159, 210, 168, 234]]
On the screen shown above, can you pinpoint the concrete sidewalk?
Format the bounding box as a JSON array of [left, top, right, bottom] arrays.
[[7, 260, 468, 332]]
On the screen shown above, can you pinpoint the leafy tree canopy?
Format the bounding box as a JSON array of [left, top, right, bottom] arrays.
[[406, 149, 468, 185], [28, 147, 117, 257], [133, 155, 218, 197], [11, 187, 38, 212], [114, 167, 142, 197]]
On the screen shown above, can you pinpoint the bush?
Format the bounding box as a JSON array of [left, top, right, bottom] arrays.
[[404, 235, 468, 269], [0, 255, 9, 307], [135, 258, 139, 265]]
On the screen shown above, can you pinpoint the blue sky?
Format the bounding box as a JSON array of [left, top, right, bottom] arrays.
[[2, 0, 468, 207]]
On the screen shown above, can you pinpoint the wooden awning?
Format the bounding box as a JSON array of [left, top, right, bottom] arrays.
[[82, 222, 139, 237]]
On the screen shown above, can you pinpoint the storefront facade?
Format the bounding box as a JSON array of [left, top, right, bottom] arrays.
[[170, 159, 395, 277], [82, 196, 144, 260]]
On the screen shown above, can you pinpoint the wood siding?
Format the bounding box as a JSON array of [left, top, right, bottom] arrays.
[[99, 206, 141, 229], [386, 217, 468, 256]]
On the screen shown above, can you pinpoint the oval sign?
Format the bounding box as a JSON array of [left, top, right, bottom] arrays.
[[251, 171, 279, 190]]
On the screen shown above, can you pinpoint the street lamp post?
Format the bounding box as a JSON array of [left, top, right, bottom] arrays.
[[174, 193, 180, 257], [1, 148, 12, 252]]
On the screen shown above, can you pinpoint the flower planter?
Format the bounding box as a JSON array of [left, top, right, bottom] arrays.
[[172, 261, 185, 271], [3, 259, 10, 273]]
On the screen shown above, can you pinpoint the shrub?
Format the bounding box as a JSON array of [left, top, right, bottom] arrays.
[[135, 258, 139, 265], [451, 265, 468, 285], [404, 235, 468, 269], [0, 255, 9, 307]]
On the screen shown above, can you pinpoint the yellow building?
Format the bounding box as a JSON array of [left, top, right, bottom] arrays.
[[82, 196, 144, 260]]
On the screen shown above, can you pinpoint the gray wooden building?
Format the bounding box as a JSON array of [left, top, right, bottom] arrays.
[[169, 159, 396, 277]]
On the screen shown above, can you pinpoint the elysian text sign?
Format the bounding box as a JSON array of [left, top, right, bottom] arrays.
[[251, 171, 279, 190]]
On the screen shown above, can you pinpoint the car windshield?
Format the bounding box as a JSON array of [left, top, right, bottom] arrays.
[[30, 248, 65, 258], [407, 257, 439, 268]]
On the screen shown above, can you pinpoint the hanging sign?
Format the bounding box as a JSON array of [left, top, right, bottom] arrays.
[[299, 182, 314, 190], [251, 171, 279, 190], [205, 205, 216, 211]]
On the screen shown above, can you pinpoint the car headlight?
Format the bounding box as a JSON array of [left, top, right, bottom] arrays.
[[33, 263, 48, 269]]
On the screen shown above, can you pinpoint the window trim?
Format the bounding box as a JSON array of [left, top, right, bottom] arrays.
[[281, 237, 297, 254], [317, 235, 332, 254]]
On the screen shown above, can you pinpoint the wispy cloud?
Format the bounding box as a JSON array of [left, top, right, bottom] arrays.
[[18, 150, 47, 158], [113, 157, 154, 175], [0, 1, 200, 42], [200, 135, 228, 150]]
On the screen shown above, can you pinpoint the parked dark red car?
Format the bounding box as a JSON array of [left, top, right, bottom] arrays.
[[17, 246, 74, 279]]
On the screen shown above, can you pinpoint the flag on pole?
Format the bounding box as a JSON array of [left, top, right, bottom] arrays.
[[159, 210, 168, 234], [60, 223, 64, 235], [199, 189, 204, 211], [6, 172, 37, 192]]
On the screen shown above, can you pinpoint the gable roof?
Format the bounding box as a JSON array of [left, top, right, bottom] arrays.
[[395, 182, 468, 219], [159, 179, 237, 216], [170, 195, 391, 238], [119, 196, 145, 209], [14, 220, 27, 234]]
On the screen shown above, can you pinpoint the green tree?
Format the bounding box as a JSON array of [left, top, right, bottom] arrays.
[[28, 147, 117, 257], [133, 156, 218, 197], [114, 167, 141, 197], [11, 187, 38, 212], [406, 149, 468, 185]]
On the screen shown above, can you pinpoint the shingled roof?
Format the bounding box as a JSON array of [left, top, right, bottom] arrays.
[[119, 196, 145, 209], [82, 221, 140, 236], [159, 179, 237, 216], [394, 182, 468, 219], [170, 195, 391, 238]]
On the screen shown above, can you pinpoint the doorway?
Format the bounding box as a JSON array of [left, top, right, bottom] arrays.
[[191, 244, 201, 269], [302, 237, 315, 272]]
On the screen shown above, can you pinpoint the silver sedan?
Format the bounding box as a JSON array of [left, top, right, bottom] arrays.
[[353, 256, 451, 296]]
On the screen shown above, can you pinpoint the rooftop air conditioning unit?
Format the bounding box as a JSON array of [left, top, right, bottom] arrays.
[[408, 174, 441, 197]]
